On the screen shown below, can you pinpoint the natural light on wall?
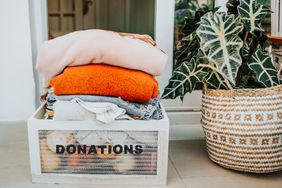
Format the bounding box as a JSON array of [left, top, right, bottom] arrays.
[[0, 0, 35, 121]]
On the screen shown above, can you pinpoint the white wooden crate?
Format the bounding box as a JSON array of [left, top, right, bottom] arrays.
[[28, 103, 169, 185]]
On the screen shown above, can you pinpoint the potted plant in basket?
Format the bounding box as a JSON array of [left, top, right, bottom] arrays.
[[162, 0, 282, 173]]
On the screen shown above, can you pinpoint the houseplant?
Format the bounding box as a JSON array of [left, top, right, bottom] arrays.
[[174, 0, 216, 69], [162, 0, 282, 173]]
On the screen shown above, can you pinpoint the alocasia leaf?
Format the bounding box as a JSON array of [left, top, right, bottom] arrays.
[[248, 48, 279, 87], [238, 0, 271, 35], [196, 11, 243, 85], [162, 56, 208, 99], [174, 32, 199, 68], [197, 49, 229, 90], [182, 7, 220, 36], [206, 72, 229, 89]]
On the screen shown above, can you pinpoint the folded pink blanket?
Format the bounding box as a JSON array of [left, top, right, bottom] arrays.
[[36, 30, 168, 88]]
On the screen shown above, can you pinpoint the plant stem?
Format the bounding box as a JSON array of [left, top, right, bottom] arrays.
[[236, 33, 255, 86], [213, 70, 228, 89], [242, 31, 249, 48], [198, 64, 233, 90]]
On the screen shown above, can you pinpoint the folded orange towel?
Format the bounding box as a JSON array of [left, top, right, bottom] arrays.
[[50, 65, 159, 103]]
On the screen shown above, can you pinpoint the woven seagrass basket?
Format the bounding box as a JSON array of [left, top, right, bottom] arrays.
[[202, 85, 282, 173]]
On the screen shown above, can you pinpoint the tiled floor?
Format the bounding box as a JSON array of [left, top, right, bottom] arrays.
[[0, 123, 282, 188]]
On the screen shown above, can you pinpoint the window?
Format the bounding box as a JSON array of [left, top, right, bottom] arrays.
[[174, 0, 215, 69], [47, 0, 155, 39]]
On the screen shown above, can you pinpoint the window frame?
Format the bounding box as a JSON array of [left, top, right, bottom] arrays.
[[271, 0, 282, 36]]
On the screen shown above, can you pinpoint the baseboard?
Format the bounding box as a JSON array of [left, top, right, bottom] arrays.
[[0, 120, 27, 126], [167, 111, 204, 140], [169, 124, 204, 140]]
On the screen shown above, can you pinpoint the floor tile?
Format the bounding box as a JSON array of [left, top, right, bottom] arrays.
[[1, 123, 282, 188], [0, 123, 186, 188], [170, 140, 282, 188], [182, 173, 282, 188], [49, 177, 186, 188], [0, 122, 28, 145], [169, 140, 235, 178]]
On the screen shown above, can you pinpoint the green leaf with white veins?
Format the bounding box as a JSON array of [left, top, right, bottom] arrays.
[[248, 48, 279, 88], [197, 49, 229, 90], [162, 57, 208, 99], [238, 0, 271, 35], [206, 72, 229, 89], [196, 11, 243, 85]]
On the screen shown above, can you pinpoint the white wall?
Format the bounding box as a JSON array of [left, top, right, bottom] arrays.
[[0, 0, 35, 121], [155, 0, 174, 93]]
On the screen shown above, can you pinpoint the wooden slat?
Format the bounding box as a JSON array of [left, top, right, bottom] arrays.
[[74, 0, 83, 30]]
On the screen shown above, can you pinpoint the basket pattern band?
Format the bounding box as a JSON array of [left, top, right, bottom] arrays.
[[202, 85, 282, 173]]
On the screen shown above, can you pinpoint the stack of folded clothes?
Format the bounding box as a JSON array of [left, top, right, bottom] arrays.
[[36, 29, 168, 123]]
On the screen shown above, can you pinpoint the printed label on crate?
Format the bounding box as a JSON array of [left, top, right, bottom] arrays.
[[39, 130, 158, 175], [56, 144, 143, 155]]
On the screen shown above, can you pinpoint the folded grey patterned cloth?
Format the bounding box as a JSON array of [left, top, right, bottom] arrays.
[[46, 89, 163, 120]]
